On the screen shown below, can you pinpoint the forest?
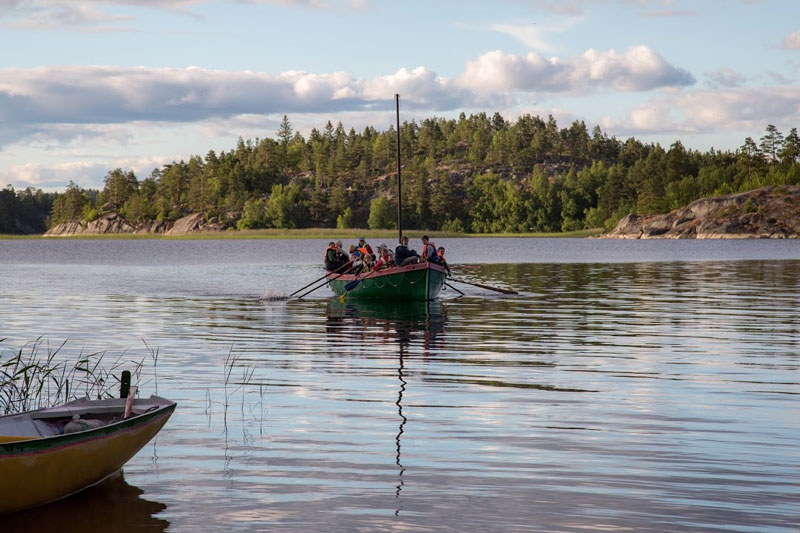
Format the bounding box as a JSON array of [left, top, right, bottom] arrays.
[[2, 113, 800, 235]]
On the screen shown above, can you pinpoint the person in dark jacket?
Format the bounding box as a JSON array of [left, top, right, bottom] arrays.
[[394, 235, 419, 266], [324, 241, 349, 272], [437, 246, 451, 276]]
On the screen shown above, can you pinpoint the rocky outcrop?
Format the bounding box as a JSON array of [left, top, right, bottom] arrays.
[[602, 186, 800, 239], [45, 213, 139, 236], [165, 213, 225, 235], [44, 213, 223, 237]]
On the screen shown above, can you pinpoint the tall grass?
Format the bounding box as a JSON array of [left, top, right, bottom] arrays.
[[0, 338, 147, 416]]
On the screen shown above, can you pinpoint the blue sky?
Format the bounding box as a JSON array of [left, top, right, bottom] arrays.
[[1, 0, 799, 191]]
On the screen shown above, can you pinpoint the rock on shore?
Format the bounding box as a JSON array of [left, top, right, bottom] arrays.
[[44, 213, 224, 236], [602, 185, 800, 239]]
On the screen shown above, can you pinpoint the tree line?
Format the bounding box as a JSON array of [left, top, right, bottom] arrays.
[[4, 114, 800, 235]]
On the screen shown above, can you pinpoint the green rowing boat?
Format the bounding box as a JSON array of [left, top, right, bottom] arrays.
[[325, 96, 449, 302], [327, 262, 447, 301]]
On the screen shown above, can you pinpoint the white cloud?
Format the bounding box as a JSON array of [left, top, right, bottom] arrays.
[[0, 0, 202, 30], [704, 68, 748, 88], [361, 67, 467, 109], [457, 45, 695, 93], [0, 65, 469, 144], [526, 0, 585, 16], [0, 46, 696, 150], [782, 31, 800, 50], [237, 0, 368, 10], [489, 23, 561, 54], [610, 86, 800, 136], [528, 0, 698, 17], [2, 160, 110, 189]]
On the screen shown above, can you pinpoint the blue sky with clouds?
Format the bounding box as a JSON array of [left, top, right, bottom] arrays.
[[1, 0, 799, 191]]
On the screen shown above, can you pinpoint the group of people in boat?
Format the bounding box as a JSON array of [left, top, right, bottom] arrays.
[[324, 235, 450, 276]]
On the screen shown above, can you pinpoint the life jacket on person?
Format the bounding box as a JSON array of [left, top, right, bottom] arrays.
[[375, 247, 394, 270], [422, 241, 439, 263], [358, 239, 374, 256], [324, 244, 339, 270]]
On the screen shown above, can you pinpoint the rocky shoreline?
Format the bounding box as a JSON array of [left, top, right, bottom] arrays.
[[600, 185, 800, 239], [44, 213, 226, 236], [41, 185, 800, 239]]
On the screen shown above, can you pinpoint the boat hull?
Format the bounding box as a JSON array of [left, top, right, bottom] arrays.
[[327, 261, 447, 300], [0, 395, 175, 514]]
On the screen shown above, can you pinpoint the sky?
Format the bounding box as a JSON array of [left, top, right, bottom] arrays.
[[0, 0, 799, 192]]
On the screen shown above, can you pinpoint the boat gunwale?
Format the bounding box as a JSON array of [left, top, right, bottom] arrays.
[[326, 261, 447, 282], [0, 398, 176, 456]]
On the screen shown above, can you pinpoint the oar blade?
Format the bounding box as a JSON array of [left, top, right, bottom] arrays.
[[344, 279, 360, 291]]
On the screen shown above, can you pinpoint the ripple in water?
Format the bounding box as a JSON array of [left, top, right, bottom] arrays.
[[1, 242, 799, 532]]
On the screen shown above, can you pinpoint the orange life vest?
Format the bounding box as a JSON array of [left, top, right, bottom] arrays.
[[423, 241, 436, 260]]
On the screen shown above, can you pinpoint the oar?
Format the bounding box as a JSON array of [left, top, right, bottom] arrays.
[[444, 282, 465, 296], [339, 267, 379, 302], [295, 267, 351, 299], [449, 278, 518, 295], [288, 260, 352, 298]]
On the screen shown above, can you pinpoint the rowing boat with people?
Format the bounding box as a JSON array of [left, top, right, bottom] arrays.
[[281, 95, 517, 303], [327, 260, 447, 301], [324, 96, 447, 302]]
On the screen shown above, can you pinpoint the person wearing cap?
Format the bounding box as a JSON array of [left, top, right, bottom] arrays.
[[394, 235, 419, 266], [358, 237, 374, 256]]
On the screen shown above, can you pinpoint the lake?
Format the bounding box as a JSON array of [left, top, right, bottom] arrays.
[[1, 238, 799, 532]]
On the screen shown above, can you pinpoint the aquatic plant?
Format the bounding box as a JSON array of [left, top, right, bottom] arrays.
[[0, 338, 147, 415]]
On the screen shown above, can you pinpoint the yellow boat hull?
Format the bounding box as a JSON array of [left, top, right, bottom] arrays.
[[0, 397, 175, 514]]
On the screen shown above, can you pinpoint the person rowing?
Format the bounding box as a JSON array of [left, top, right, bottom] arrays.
[[437, 246, 451, 276], [324, 241, 348, 272]]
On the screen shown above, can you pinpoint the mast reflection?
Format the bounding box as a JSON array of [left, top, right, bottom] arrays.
[[395, 341, 407, 515], [324, 298, 447, 516]]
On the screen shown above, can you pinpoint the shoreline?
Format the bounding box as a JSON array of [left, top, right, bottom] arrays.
[[1, 228, 604, 240]]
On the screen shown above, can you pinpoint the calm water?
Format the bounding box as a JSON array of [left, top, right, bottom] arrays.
[[1, 238, 799, 532]]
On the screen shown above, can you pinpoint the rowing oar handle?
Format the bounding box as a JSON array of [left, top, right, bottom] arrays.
[[295, 262, 353, 299], [289, 259, 353, 297]]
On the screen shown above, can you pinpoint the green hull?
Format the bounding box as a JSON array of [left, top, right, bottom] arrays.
[[328, 262, 447, 301]]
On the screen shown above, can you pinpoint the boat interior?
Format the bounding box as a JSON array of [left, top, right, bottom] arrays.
[[0, 397, 167, 444]]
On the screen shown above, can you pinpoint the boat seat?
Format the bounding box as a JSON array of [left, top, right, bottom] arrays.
[[1, 416, 48, 439], [30, 405, 125, 419]]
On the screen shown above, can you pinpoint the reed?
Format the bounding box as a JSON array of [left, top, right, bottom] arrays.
[[0, 338, 147, 415]]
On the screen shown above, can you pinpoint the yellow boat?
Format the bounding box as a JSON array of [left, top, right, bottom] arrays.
[[0, 394, 175, 514]]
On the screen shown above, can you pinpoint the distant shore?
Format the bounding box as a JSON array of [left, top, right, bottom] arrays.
[[1, 228, 603, 240]]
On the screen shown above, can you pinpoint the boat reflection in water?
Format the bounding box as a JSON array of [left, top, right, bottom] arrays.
[[325, 298, 447, 515], [0, 471, 168, 531], [324, 298, 447, 358]]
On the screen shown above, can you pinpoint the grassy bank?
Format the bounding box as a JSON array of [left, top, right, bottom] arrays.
[[2, 227, 604, 240]]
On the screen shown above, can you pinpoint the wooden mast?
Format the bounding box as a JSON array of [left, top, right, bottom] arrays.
[[395, 94, 402, 243]]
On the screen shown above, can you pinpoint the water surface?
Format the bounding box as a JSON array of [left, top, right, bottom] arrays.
[[1, 239, 799, 532]]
